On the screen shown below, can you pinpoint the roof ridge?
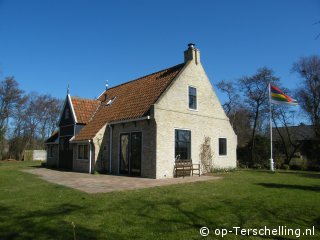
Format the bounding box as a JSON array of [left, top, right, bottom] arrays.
[[87, 101, 103, 124], [71, 96, 100, 102], [97, 63, 184, 99]]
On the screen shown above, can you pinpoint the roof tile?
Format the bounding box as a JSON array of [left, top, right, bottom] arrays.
[[71, 97, 100, 124], [73, 63, 184, 141]]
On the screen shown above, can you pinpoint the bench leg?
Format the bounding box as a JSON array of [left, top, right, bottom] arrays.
[[183, 166, 184, 178]]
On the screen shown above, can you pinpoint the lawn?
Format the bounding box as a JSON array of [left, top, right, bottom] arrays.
[[0, 161, 319, 240]]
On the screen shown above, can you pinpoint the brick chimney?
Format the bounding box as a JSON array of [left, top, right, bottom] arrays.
[[184, 43, 200, 64]]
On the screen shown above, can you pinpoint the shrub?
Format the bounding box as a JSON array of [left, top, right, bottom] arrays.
[[237, 161, 248, 169], [281, 164, 290, 170], [252, 163, 263, 169], [199, 136, 213, 173], [307, 160, 320, 171], [212, 167, 236, 173], [307, 164, 320, 171], [290, 164, 305, 171]]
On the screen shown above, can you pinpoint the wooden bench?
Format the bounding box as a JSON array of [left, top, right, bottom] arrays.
[[174, 159, 200, 178]]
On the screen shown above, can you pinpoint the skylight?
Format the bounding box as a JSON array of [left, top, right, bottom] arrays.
[[106, 97, 116, 107]]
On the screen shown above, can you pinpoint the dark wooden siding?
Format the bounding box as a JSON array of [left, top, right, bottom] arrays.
[[59, 98, 75, 127], [60, 125, 74, 136]]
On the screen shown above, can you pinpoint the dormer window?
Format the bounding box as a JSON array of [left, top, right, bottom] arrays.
[[188, 86, 197, 110]]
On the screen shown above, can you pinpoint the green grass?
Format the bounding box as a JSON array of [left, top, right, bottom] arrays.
[[0, 161, 319, 240]]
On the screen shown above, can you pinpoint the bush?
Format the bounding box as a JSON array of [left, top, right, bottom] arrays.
[[281, 164, 290, 170], [212, 167, 236, 173], [290, 164, 305, 171], [307, 164, 320, 171], [307, 161, 320, 171], [252, 163, 263, 169], [237, 135, 270, 169], [237, 161, 248, 169]]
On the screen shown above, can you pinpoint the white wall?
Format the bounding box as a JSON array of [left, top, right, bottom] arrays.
[[154, 60, 237, 178]]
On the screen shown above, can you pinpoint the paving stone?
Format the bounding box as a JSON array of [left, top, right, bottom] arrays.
[[23, 168, 221, 194]]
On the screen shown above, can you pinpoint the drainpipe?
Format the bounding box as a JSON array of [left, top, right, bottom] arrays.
[[89, 140, 92, 174], [108, 125, 112, 174]]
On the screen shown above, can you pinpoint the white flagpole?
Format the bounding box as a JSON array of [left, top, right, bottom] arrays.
[[269, 83, 274, 171]]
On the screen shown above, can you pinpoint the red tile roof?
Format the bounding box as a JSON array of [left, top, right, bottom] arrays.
[[71, 97, 100, 124], [73, 63, 185, 141]]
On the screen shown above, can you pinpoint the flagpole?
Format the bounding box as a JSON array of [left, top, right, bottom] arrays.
[[269, 83, 274, 171]]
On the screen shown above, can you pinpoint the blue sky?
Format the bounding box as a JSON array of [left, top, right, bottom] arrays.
[[0, 0, 319, 105]]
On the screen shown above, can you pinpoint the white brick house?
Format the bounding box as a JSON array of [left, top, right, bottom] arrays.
[[46, 44, 237, 178]]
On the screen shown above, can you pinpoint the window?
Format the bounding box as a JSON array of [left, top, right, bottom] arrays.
[[48, 145, 54, 158], [105, 96, 117, 107], [78, 144, 88, 159], [188, 86, 197, 110], [175, 129, 191, 160], [219, 138, 227, 156]]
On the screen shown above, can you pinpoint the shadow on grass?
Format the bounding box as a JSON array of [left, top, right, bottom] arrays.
[[0, 204, 99, 240], [130, 198, 289, 240], [277, 171, 320, 179], [256, 183, 320, 192]]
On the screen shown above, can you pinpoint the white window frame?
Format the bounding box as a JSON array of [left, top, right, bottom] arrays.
[[188, 86, 198, 111]]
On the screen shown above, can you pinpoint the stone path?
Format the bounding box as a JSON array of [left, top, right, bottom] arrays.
[[23, 168, 221, 194]]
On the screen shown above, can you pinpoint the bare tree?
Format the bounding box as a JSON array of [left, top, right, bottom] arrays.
[[239, 67, 279, 165], [8, 93, 62, 159], [216, 80, 252, 148], [30, 94, 62, 143], [216, 80, 240, 126], [232, 107, 252, 148], [293, 55, 320, 136], [272, 104, 302, 165], [314, 20, 320, 40], [0, 77, 24, 131], [0, 77, 24, 159]]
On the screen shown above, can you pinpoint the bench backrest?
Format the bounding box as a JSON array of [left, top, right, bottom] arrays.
[[175, 159, 192, 167]]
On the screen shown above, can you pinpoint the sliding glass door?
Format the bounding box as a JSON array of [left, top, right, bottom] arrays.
[[119, 132, 142, 176]]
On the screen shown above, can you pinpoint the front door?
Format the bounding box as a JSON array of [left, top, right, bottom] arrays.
[[59, 136, 73, 170], [119, 132, 142, 176]]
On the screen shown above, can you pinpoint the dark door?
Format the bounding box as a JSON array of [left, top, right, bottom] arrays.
[[59, 136, 73, 170], [119, 132, 142, 176], [130, 132, 142, 176]]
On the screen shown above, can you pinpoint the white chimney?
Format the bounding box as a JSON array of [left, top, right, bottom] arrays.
[[184, 43, 200, 64]]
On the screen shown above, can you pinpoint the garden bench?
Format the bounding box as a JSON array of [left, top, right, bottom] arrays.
[[174, 159, 200, 178]]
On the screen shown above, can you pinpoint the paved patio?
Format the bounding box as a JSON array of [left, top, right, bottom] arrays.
[[23, 168, 221, 194]]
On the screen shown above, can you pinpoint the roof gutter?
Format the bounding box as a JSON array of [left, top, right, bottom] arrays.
[[109, 115, 150, 125], [108, 124, 112, 174], [89, 139, 92, 174]]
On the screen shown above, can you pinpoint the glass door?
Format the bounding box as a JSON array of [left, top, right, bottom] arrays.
[[119, 132, 142, 176], [130, 132, 142, 176], [119, 133, 129, 175]]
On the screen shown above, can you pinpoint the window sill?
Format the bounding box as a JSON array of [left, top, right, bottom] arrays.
[[188, 108, 199, 112]]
